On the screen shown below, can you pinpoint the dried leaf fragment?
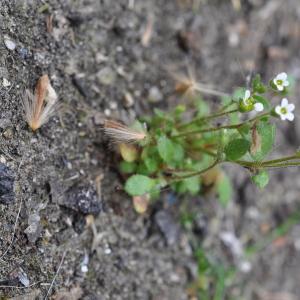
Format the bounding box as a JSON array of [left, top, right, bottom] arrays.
[[119, 143, 139, 162], [133, 194, 150, 214], [141, 16, 154, 47], [250, 124, 262, 155]]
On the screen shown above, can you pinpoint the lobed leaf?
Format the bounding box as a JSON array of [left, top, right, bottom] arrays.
[[125, 175, 156, 196], [225, 138, 250, 161], [251, 170, 269, 188], [157, 135, 174, 163]]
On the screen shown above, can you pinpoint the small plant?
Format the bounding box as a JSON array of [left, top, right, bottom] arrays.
[[105, 72, 298, 206], [22, 74, 58, 131]]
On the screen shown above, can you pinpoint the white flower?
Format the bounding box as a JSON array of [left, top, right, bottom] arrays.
[[243, 90, 251, 106], [275, 98, 295, 121], [254, 102, 264, 112], [243, 90, 264, 112], [273, 72, 289, 91]]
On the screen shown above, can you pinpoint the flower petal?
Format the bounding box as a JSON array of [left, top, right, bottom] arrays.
[[277, 85, 284, 91], [280, 114, 287, 121], [254, 102, 264, 112], [281, 98, 288, 107], [277, 72, 287, 80], [283, 80, 289, 87], [287, 103, 295, 112], [244, 90, 250, 100], [286, 112, 295, 121], [275, 105, 282, 115]]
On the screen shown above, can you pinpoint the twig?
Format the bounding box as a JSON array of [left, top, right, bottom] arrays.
[[0, 198, 23, 261], [44, 251, 67, 300], [0, 281, 44, 289]]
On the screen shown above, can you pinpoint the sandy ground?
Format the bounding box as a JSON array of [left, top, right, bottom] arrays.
[[0, 0, 300, 299]]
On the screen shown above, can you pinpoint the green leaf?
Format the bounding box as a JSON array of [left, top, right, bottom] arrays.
[[217, 173, 232, 207], [136, 162, 151, 175], [251, 122, 275, 161], [157, 135, 174, 163], [184, 176, 201, 195], [144, 156, 159, 173], [252, 74, 266, 94], [125, 175, 156, 196], [238, 123, 251, 136], [253, 95, 270, 110], [130, 120, 146, 134], [174, 104, 186, 119], [233, 88, 245, 99], [119, 161, 136, 174], [252, 170, 269, 188], [225, 138, 250, 161], [195, 99, 210, 117], [154, 108, 165, 118], [172, 143, 185, 163]]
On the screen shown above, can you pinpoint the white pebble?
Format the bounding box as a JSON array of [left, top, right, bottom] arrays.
[[104, 108, 111, 116], [4, 39, 16, 50], [2, 78, 11, 87], [104, 246, 112, 254], [81, 265, 88, 273]]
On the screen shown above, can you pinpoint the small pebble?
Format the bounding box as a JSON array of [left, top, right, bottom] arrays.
[[3, 127, 13, 139], [155, 210, 180, 246], [109, 101, 118, 110], [80, 252, 89, 273], [93, 112, 105, 125], [97, 67, 116, 86], [24, 213, 42, 243], [57, 184, 102, 215], [4, 38, 16, 50], [104, 108, 111, 116], [2, 78, 11, 87], [18, 268, 30, 287], [18, 47, 29, 59], [104, 245, 112, 254], [123, 91, 134, 108], [148, 86, 163, 103]]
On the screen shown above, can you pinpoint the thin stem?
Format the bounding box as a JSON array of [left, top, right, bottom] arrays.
[[259, 154, 299, 166], [235, 154, 300, 169], [170, 159, 219, 181], [218, 100, 235, 113], [173, 123, 241, 138], [191, 146, 217, 157], [263, 161, 300, 169], [178, 108, 238, 130], [173, 111, 270, 138], [194, 83, 230, 98]]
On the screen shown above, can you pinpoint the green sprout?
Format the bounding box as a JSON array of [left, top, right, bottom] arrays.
[[104, 72, 297, 206]]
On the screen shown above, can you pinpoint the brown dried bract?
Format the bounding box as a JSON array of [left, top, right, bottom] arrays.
[[250, 124, 262, 155], [104, 120, 146, 144], [22, 74, 58, 131]]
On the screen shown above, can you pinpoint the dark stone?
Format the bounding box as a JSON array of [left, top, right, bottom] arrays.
[[67, 12, 94, 27], [71, 74, 88, 98], [0, 163, 15, 205], [61, 186, 102, 215], [154, 210, 180, 246], [18, 47, 30, 59]]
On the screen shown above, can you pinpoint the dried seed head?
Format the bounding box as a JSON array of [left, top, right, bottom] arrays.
[[250, 125, 262, 155], [104, 120, 146, 143], [22, 74, 58, 131], [175, 78, 197, 96]]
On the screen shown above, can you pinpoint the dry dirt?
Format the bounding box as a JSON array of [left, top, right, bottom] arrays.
[[1, 0, 300, 299]]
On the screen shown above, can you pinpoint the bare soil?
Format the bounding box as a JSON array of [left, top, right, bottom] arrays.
[[1, 0, 300, 299]]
